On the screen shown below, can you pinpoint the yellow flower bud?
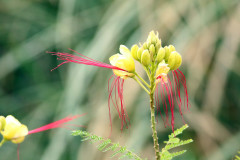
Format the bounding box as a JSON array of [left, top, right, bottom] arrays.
[[110, 45, 135, 79], [141, 50, 151, 67], [0, 116, 6, 131], [143, 42, 148, 49], [149, 44, 155, 56], [164, 45, 176, 61], [164, 46, 170, 61], [155, 41, 161, 52], [147, 31, 160, 45], [167, 51, 182, 70], [168, 45, 175, 52], [137, 47, 144, 61], [131, 44, 139, 60], [1, 115, 28, 144], [156, 47, 165, 63]]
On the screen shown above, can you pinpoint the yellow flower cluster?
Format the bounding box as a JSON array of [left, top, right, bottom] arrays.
[[109, 31, 182, 84]]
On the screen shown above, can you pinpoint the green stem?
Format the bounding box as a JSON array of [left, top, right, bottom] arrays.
[[143, 66, 151, 81], [133, 77, 150, 94], [149, 64, 160, 160], [0, 139, 6, 147], [134, 72, 150, 88]]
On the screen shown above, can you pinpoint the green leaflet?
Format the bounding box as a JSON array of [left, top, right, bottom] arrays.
[[72, 130, 143, 160], [72, 124, 192, 160], [160, 125, 193, 160]]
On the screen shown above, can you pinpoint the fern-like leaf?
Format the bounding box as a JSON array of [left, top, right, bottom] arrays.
[[160, 124, 193, 160], [72, 130, 144, 160], [234, 151, 240, 160]]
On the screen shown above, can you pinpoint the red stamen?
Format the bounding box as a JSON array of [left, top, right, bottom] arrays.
[[48, 49, 126, 72], [160, 82, 169, 126], [108, 75, 130, 132], [177, 69, 190, 111], [28, 114, 85, 135]]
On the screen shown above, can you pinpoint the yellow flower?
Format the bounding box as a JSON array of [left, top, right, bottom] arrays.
[[156, 61, 170, 84], [109, 45, 135, 79], [1, 115, 28, 144]]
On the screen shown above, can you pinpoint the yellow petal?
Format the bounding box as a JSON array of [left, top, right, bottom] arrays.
[[109, 53, 135, 78], [119, 45, 131, 56], [1, 115, 28, 144], [156, 62, 170, 77]]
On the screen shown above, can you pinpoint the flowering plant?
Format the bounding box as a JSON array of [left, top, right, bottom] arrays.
[[0, 31, 192, 160], [50, 31, 191, 159]]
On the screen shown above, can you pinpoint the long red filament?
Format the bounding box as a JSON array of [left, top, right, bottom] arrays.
[[155, 69, 189, 132], [108, 75, 129, 132], [28, 114, 85, 135], [48, 49, 126, 72]]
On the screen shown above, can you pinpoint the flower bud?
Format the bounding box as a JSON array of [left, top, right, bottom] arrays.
[[164, 45, 176, 61], [1, 115, 28, 144], [0, 116, 6, 131], [155, 41, 161, 52], [137, 47, 144, 61], [141, 50, 151, 67], [164, 46, 170, 61], [168, 45, 175, 52], [167, 51, 182, 70], [149, 44, 155, 56], [156, 47, 165, 63], [147, 31, 159, 45], [131, 44, 139, 60], [143, 42, 148, 49]]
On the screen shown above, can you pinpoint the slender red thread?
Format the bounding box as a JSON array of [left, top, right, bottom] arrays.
[[108, 75, 130, 133], [155, 70, 189, 132], [48, 49, 126, 72], [28, 114, 85, 135]]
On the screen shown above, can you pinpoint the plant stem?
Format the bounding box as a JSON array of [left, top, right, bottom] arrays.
[[149, 64, 160, 160], [133, 77, 150, 94], [143, 66, 151, 81], [134, 72, 150, 88], [0, 139, 6, 147]]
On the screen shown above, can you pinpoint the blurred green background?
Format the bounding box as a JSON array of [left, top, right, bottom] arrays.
[[0, 0, 240, 159]]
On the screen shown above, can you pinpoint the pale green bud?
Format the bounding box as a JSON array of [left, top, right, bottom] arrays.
[[147, 31, 158, 45], [0, 116, 6, 130], [149, 44, 155, 56], [167, 51, 182, 70], [143, 43, 148, 49], [164, 46, 170, 61], [164, 45, 176, 61], [131, 44, 139, 60], [137, 47, 144, 61], [155, 41, 161, 52], [141, 50, 151, 66], [168, 45, 175, 52], [156, 47, 165, 63]]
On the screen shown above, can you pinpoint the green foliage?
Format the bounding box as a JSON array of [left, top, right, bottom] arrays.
[[160, 124, 193, 160], [235, 151, 240, 160], [72, 130, 144, 160], [72, 125, 192, 160]]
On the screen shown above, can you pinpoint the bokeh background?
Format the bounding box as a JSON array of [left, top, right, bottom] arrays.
[[0, 0, 240, 159]]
